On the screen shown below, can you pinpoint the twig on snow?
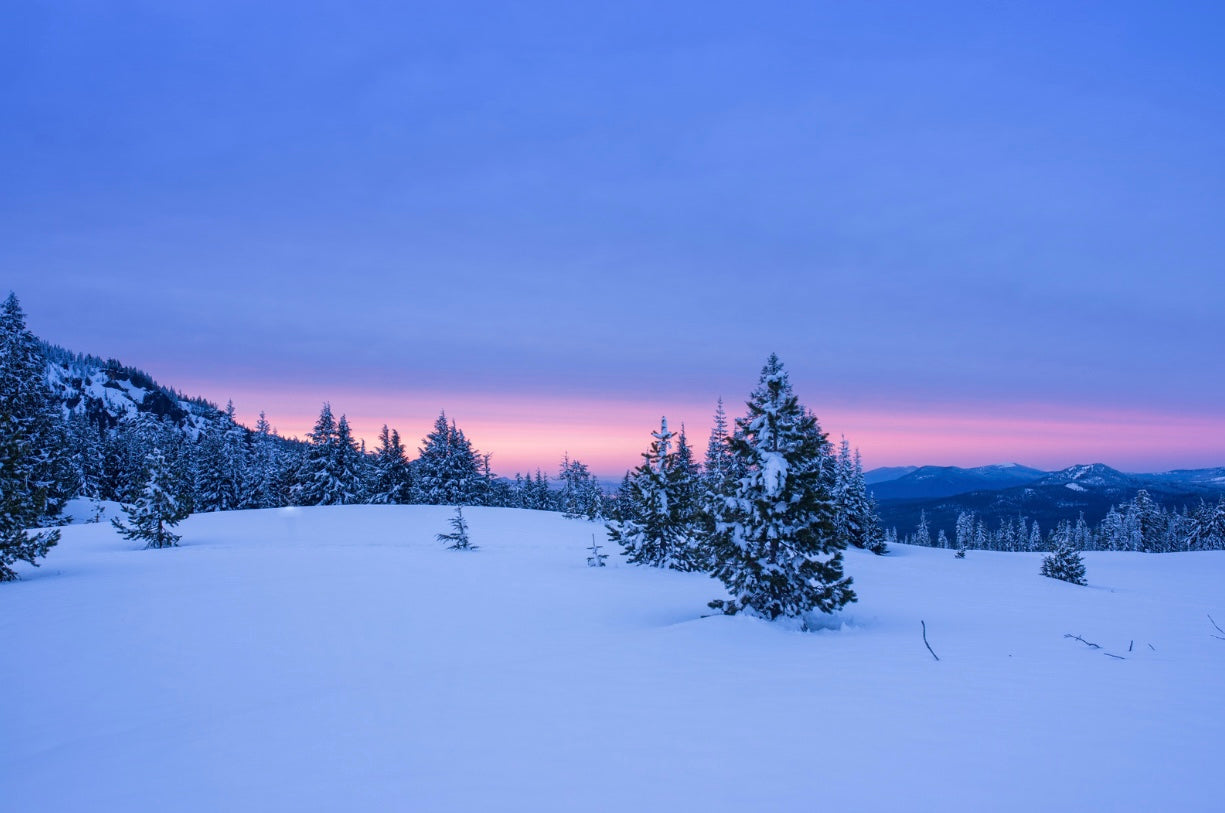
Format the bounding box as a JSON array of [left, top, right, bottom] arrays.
[[921, 620, 940, 662], [1103, 652, 1126, 660], [1209, 614, 1225, 640], [1064, 633, 1101, 649]]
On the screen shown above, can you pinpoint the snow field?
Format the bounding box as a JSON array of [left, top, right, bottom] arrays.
[[3, 505, 1222, 812]]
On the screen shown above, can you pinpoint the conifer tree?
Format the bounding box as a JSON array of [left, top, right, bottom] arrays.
[[703, 398, 734, 492], [247, 411, 285, 509], [291, 403, 347, 506], [671, 425, 703, 544], [334, 415, 367, 504], [608, 471, 637, 524], [559, 454, 605, 520], [0, 293, 67, 579], [436, 506, 476, 550], [1130, 490, 1165, 552], [707, 355, 854, 619], [1041, 522, 1087, 585], [606, 417, 702, 571], [914, 510, 932, 548], [586, 535, 608, 567], [1029, 520, 1043, 552], [369, 425, 413, 504], [111, 447, 192, 549], [415, 412, 487, 506], [831, 439, 884, 553], [1186, 498, 1225, 551]]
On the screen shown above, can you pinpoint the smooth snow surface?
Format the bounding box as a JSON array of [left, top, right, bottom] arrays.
[[3, 506, 1222, 812]]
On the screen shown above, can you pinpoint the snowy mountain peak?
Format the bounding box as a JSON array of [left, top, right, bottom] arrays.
[[1037, 463, 1133, 490]]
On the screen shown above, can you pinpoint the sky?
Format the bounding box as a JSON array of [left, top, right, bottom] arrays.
[[2, 1, 1224, 476]]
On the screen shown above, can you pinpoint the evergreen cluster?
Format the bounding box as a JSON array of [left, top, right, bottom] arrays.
[[607, 355, 871, 619], [898, 491, 1225, 554], [0, 292, 621, 577]]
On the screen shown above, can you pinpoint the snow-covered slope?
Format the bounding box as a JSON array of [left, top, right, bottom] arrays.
[[41, 342, 226, 435], [3, 506, 1221, 812]]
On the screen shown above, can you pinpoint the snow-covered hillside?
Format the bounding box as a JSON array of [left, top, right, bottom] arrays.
[[3, 506, 1222, 812], [42, 343, 224, 435]]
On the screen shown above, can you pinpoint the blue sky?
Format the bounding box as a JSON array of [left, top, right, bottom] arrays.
[[3, 1, 1223, 473]]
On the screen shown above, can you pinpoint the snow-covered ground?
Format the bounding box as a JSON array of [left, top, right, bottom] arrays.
[[3, 505, 1222, 812]]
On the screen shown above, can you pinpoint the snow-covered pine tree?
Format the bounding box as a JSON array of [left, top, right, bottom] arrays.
[[247, 411, 285, 509], [702, 398, 734, 493], [0, 293, 68, 580], [111, 447, 192, 549], [954, 511, 975, 553], [914, 510, 932, 548], [1029, 520, 1043, 552], [831, 439, 884, 553], [607, 471, 636, 524], [414, 412, 487, 506], [1130, 489, 1165, 552], [606, 417, 702, 571], [671, 425, 703, 555], [436, 506, 476, 550], [194, 426, 232, 512], [1186, 498, 1225, 551], [291, 403, 346, 506], [1041, 521, 1086, 585], [334, 415, 368, 504], [586, 534, 608, 567], [369, 425, 413, 504], [558, 455, 605, 521], [707, 354, 855, 619]]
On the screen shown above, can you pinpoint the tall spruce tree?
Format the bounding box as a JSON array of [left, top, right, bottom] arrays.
[[0, 293, 66, 579], [703, 398, 734, 492], [369, 425, 413, 504], [671, 426, 703, 544], [291, 403, 351, 506], [334, 415, 368, 504], [606, 417, 702, 570], [831, 439, 884, 553], [708, 355, 854, 619], [247, 411, 285, 509]]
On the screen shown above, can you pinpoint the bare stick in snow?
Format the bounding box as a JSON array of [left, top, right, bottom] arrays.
[[1064, 633, 1101, 649], [1148, 643, 1156, 651], [1104, 652, 1126, 660], [1128, 640, 1134, 652], [1209, 614, 1225, 640], [921, 620, 940, 662]]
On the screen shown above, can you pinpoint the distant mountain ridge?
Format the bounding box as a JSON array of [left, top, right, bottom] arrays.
[[872, 462, 1225, 537], [862, 466, 918, 485], [868, 463, 1048, 501]]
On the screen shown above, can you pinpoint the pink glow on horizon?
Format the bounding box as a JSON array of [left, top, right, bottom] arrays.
[[178, 379, 1225, 478]]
